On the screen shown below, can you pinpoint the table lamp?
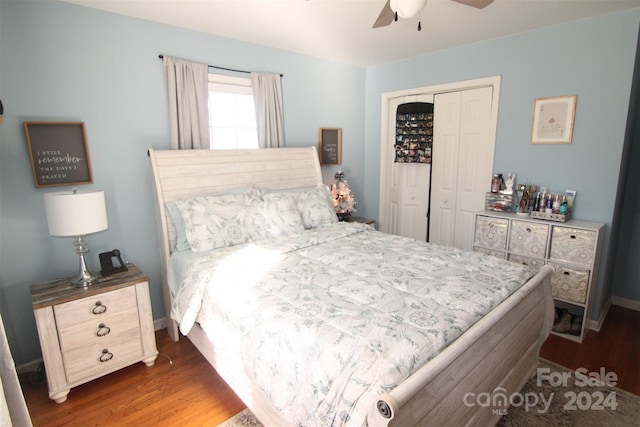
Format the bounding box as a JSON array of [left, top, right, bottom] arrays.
[[44, 189, 108, 287]]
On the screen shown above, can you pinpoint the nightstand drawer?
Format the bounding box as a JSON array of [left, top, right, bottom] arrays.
[[57, 305, 140, 351], [63, 327, 143, 383], [54, 286, 137, 330], [549, 227, 597, 265]]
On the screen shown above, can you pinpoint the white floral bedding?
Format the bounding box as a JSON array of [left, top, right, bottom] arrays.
[[171, 223, 535, 426]]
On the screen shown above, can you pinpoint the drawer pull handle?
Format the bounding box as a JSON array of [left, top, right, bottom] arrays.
[[92, 301, 107, 315], [99, 349, 113, 363], [570, 235, 576, 239], [96, 323, 111, 337], [526, 227, 532, 233]]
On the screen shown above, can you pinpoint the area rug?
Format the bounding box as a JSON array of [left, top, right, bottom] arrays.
[[217, 360, 640, 426]]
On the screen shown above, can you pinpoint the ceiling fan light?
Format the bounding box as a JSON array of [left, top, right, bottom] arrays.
[[390, 0, 428, 19]]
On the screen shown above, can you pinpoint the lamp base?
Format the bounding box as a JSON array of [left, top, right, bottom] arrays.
[[72, 236, 98, 288]]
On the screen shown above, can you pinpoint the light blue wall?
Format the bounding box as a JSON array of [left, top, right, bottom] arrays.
[[0, 0, 364, 365], [1, 0, 638, 367], [364, 10, 640, 322]]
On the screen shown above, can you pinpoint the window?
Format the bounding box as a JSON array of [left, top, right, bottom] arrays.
[[208, 74, 258, 149]]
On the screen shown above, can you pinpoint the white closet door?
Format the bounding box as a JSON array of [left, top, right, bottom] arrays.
[[388, 95, 433, 241], [430, 86, 493, 249]]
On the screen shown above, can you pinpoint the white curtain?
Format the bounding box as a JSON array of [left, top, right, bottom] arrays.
[[162, 56, 210, 150], [251, 72, 285, 148], [0, 312, 32, 426]]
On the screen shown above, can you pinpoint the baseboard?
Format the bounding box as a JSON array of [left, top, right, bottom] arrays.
[[154, 316, 168, 330], [17, 317, 169, 375], [587, 299, 611, 332], [611, 296, 640, 311]]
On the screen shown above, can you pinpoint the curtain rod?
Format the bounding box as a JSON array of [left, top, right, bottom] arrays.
[[158, 55, 283, 77]]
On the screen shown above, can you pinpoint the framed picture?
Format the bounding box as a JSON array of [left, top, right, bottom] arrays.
[[530, 95, 577, 144], [24, 121, 93, 188], [318, 128, 342, 165]]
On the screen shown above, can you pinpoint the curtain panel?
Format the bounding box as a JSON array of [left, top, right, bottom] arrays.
[[251, 72, 285, 148], [162, 56, 210, 150]]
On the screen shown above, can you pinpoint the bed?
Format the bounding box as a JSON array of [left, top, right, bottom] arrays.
[[148, 146, 554, 427]]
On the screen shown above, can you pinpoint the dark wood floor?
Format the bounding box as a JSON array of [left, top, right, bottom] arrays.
[[20, 305, 639, 426]]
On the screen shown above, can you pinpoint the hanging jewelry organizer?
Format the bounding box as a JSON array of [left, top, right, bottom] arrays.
[[394, 102, 434, 163]]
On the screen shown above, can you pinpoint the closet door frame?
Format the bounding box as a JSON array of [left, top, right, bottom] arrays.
[[378, 76, 501, 235]]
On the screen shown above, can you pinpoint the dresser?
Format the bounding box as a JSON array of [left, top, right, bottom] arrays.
[[30, 264, 158, 403], [473, 211, 605, 342]]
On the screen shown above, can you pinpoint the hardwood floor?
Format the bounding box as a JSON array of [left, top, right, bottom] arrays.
[[21, 305, 639, 426], [540, 304, 640, 395]]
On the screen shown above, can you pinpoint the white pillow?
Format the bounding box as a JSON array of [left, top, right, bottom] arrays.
[[176, 189, 263, 252], [298, 184, 338, 229], [259, 192, 305, 236]]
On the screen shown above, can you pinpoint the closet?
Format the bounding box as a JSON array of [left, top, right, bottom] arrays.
[[429, 86, 494, 250], [379, 78, 499, 248]]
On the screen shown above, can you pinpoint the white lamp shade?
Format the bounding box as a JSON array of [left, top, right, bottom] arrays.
[[390, 0, 428, 18], [44, 191, 108, 237]]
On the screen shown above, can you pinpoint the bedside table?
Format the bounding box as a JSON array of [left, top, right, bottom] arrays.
[[344, 216, 376, 227], [30, 263, 158, 403]]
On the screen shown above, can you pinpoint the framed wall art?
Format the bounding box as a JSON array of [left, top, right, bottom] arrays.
[[24, 121, 93, 188], [318, 127, 342, 165], [530, 95, 577, 144]]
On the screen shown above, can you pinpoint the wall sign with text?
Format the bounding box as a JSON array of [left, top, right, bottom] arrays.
[[318, 128, 342, 165], [24, 122, 93, 188]]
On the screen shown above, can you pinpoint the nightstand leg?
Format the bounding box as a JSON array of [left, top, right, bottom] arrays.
[[50, 389, 70, 403], [142, 354, 158, 367]]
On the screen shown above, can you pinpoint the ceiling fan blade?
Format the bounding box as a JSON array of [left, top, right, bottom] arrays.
[[373, 0, 395, 28], [450, 0, 494, 9]]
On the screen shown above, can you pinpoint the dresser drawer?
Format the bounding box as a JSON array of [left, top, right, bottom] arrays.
[[474, 246, 506, 258], [549, 264, 589, 304], [54, 286, 137, 331], [508, 220, 549, 258], [474, 215, 508, 250], [57, 305, 140, 352], [549, 227, 597, 265], [63, 327, 143, 383], [507, 254, 545, 270]]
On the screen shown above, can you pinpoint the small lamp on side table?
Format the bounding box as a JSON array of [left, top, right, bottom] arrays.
[[44, 189, 108, 287]]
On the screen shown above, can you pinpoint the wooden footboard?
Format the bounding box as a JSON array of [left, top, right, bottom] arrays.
[[185, 264, 553, 427], [370, 264, 554, 427]]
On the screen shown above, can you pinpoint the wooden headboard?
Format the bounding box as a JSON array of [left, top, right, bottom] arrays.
[[148, 147, 323, 340]]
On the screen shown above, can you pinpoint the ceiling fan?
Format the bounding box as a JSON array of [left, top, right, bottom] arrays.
[[373, 0, 495, 29]]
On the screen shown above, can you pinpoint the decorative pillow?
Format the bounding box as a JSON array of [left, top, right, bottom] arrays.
[[165, 201, 190, 251], [298, 184, 338, 229], [259, 192, 305, 236], [176, 189, 263, 252]]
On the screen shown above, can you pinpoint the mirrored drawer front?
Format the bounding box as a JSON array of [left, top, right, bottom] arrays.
[[474, 216, 508, 250], [508, 254, 545, 270], [549, 264, 589, 304], [54, 286, 137, 330], [508, 221, 549, 258], [57, 306, 140, 352], [62, 328, 143, 383], [549, 227, 597, 265]]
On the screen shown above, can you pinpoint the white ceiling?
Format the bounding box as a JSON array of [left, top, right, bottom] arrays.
[[63, 0, 640, 67]]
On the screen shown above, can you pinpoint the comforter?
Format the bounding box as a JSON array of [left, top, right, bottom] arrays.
[[171, 223, 534, 426]]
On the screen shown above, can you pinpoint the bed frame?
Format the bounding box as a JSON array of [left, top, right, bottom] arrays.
[[148, 147, 555, 427]]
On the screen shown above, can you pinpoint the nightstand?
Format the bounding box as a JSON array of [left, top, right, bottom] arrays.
[[30, 263, 158, 403], [344, 216, 376, 227]]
